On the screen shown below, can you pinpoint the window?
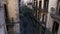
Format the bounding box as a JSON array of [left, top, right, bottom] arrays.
[[36, 1, 38, 8], [0, 0, 2, 8], [56, 1, 60, 15], [44, 0, 49, 9], [39, 1, 42, 9], [52, 21, 59, 34], [58, 2, 60, 15], [42, 14, 44, 22], [58, 8, 60, 15], [4, 4, 8, 18], [4, 4, 10, 31]]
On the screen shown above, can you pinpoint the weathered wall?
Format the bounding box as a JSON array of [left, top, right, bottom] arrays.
[[0, 0, 7, 34], [0, 9, 6, 34], [8, 0, 20, 34], [13, 23, 20, 34], [8, 0, 19, 22], [46, 0, 58, 31]]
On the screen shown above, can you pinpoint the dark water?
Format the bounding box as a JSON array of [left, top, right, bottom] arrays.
[[20, 6, 33, 34]]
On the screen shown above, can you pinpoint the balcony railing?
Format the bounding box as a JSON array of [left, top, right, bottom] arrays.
[[51, 13, 60, 22], [29, 14, 53, 34], [20, 6, 53, 34]]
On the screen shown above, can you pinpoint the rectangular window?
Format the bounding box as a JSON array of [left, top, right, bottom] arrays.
[[58, 2, 60, 15], [39, 1, 42, 9], [57, 1, 60, 15], [36, 1, 38, 7], [4, 4, 8, 18], [44, 0, 49, 9], [52, 21, 59, 34], [42, 14, 44, 22], [58, 8, 60, 15], [0, 0, 2, 8]]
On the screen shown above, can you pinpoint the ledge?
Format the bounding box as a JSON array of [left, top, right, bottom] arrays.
[[51, 14, 60, 22]]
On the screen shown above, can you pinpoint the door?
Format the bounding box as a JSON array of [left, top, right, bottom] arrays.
[[4, 4, 9, 31]]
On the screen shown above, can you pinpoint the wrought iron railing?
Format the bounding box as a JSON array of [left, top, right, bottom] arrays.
[[29, 14, 53, 34], [51, 13, 60, 21], [20, 5, 53, 34]]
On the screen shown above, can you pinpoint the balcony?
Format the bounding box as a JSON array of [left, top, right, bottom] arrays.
[[32, 5, 48, 13], [40, 9, 48, 13], [51, 13, 60, 22], [29, 14, 53, 34]]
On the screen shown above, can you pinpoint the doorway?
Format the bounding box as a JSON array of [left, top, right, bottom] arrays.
[[52, 21, 59, 34], [4, 4, 9, 31]]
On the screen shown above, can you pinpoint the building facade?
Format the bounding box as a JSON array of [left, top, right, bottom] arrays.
[[0, 0, 60, 34], [2, 0, 20, 34], [0, 0, 7, 34], [33, 0, 60, 34], [47, 0, 60, 34]]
